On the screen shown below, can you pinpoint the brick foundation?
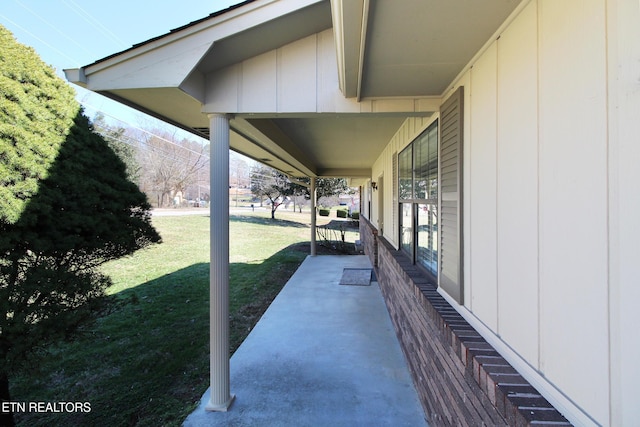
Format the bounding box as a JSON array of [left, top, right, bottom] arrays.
[[359, 216, 378, 267], [360, 218, 571, 426]]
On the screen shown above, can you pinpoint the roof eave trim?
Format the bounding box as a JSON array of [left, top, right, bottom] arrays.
[[64, 68, 86, 87], [78, 0, 323, 75], [331, 0, 368, 100], [355, 0, 369, 102], [331, 0, 347, 95]]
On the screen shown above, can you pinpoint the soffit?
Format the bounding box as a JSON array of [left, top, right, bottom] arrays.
[[359, 0, 523, 97], [196, 1, 332, 74], [245, 115, 408, 176]]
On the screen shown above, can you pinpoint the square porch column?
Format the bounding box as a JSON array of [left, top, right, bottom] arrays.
[[206, 113, 235, 411]]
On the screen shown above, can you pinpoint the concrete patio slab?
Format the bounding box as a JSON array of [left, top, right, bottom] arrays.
[[184, 255, 428, 427]]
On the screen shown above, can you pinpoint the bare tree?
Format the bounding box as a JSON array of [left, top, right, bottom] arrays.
[[230, 153, 250, 207], [136, 129, 209, 207]]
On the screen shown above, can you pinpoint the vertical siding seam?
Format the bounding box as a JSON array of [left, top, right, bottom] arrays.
[[468, 69, 473, 313], [275, 46, 281, 112], [495, 34, 500, 337], [535, 0, 542, 373], [315, 32, 320, 113], [603, 0, 612, 423]]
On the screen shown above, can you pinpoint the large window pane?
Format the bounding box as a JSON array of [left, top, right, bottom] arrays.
[[401, 203, 413, 256], [414, 125, 438, 201], [397, 119, 438, 277], [417, 203, 438, 275], [414, 134, 428, 199], [428, 126, 438, 199], [399, 148, 412, 200]]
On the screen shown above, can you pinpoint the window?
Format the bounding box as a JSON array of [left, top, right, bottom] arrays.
[[398, 120, 438, 277]]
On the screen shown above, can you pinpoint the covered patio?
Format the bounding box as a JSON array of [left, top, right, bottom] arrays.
[[61, 0, 640, 424], [183, 255, 427, 426], [64, 0, 489, 414]]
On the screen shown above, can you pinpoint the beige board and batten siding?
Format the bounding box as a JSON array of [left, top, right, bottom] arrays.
[[495, 0, 539, 370], [607, 0, 640, 426], [204, 29, 436, 115], [205, 30, 345, 113], [468, 40, 498, 328], [539, 2, 608, 425], [448, 0, 609, 424]]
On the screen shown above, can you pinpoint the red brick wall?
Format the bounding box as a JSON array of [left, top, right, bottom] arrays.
[[361, 220, 571, 427], [359, 216, 378, 267]]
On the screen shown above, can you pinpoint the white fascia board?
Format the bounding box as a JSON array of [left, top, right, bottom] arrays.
[[331, 0, 368, 99], [75, 0, 323, 93], [355, 0, 369, 101], [64, 68, 86, 87], [82, 39, 214, 92], [83, 0, 323, 76], [331, 0, 346, 93]]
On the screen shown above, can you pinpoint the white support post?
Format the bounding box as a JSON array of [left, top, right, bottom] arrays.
[[310, 177, 317, 256], [206, 113, 235, 411]]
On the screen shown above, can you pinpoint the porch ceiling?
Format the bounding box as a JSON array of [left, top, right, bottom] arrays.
[[245, 115, 407, 177], [358, 0, 522, 98], [65, 0, 523, 180]]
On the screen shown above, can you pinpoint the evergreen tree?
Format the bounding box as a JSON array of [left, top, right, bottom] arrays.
[[0, 26, 160, 425]]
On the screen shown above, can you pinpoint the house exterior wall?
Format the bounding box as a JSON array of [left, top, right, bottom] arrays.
[[604, 1, 640, 425], [455, 1, 609, 423], [369, 0, 640, 425]]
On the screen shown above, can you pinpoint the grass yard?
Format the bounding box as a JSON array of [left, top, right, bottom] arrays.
[[10, 209, 317, 426]]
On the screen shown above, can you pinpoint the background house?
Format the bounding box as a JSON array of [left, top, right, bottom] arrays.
[[66, 0, 640, 425]]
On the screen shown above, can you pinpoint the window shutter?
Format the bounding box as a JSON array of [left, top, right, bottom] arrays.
[[439, 86, 464, 304]]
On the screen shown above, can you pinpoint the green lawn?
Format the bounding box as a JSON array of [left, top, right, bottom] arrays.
[[11, 210, 314, 426]]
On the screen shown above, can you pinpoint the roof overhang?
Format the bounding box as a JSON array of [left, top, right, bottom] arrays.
[[66, 0, 524, 180]]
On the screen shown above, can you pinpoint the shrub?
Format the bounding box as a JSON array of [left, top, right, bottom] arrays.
[[336, 209, 348, 218], [350, 212, 360, 220], [318, 208, 330, 216], [0, 26, 160, 422]]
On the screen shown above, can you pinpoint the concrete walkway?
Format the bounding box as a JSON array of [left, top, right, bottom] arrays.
[[184, 255, 428, 427]]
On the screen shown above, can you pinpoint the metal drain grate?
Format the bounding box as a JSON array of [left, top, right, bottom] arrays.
[[339, 268, 373, 286]]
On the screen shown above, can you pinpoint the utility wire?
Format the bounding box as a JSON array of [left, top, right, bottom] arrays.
[[94, 124, 208, 167], [0, 13, 81, 66], [81, 102, 210, 159], [60, 0, 129, 49], [13, 0, 96, 59]]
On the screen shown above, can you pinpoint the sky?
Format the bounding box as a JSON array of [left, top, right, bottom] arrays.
[[1, 0, 242, 138]]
